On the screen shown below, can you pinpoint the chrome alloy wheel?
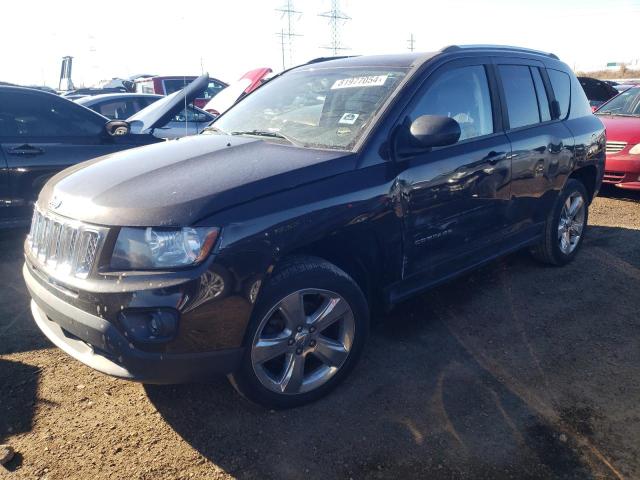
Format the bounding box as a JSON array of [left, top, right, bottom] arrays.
[[250, 289, 355, 395], [558, 191, 586, 255]]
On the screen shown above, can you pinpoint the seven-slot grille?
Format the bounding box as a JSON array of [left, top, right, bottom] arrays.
[[605, 141, 627, 154], [27, 208, 104, 279]]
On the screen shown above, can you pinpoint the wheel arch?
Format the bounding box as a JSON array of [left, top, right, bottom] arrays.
[[281, 233, 386, 312], [569, 165, 598, 202]]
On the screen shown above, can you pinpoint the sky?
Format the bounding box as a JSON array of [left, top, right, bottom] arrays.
[[1, 0, 639, 88]]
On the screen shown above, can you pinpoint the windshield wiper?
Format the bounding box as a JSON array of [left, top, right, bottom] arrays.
[[230, 129, 301, 146], [596, 112, 638, 117]]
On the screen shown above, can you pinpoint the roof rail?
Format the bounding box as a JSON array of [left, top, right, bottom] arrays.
[[440, 44, 559, 60], [305, 55, 358, 65]]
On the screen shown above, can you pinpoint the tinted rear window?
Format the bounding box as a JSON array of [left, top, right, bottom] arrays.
[[499, 65, 540, 129], [548, 69, 571, 118]]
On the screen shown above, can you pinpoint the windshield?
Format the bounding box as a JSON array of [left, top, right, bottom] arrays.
[[596, 86, 640, 116], [209, 67, 408, 150]]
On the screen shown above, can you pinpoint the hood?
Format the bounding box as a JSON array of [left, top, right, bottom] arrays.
[[598, 114, 640, 143], [127, 74, 209, 133], [38, 134, 354, 227], [203, 68, 272, 115]]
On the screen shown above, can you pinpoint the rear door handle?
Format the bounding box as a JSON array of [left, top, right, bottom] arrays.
[[7, 144, 44, 156]]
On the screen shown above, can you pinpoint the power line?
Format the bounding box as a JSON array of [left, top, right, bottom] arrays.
[[407, 33, 415, 52], [275, 1, 303, 70], [319, 0, 351, 56]]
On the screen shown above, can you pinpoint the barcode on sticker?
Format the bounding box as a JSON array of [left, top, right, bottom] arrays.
[[331, 75, 388, 89]]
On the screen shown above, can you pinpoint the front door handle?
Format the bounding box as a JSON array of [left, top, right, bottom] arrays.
[[7, 144, 44, 156], [485, 151, 505, 165]]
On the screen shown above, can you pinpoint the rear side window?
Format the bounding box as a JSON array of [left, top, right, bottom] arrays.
[[408, 65, 494, 141], [95, 99, 139, 120], [531, 68, 551, 122], [548, 69, 571, 118], [498, 65, 539, 129]]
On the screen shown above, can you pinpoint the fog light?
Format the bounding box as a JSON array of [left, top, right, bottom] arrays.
[[119, 308, 179, 343]]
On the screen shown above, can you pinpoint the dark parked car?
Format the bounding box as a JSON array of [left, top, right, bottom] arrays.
[[24, 46, 604, 408], [75, 94, 215, 139], [578, 76, 619, 109], [0, 76, 208, 228]]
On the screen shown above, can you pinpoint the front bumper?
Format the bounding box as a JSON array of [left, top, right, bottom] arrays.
[[604, 156, 640, 190], [24, 263, 243, 383]]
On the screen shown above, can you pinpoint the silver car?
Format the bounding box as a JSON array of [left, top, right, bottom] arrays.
[[75, 93, 215, 139]]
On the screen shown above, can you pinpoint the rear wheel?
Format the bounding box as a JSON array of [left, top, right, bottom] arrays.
[[531, 179, 589, 265], [228, 256, 369, 408]]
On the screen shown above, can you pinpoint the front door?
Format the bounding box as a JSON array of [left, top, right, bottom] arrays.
[[395, 59, 512, 286], [0, 146, 10, 226]]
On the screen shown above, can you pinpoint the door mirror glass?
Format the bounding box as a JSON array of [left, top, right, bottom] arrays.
[[105, 120, 130, 137], [407, 115, 461, 149]]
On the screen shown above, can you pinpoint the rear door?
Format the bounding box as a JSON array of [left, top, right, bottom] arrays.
[[495, 60, 574, 236], [0, 90, 130, 221]]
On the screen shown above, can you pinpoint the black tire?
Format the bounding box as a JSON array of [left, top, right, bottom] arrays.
[[531, 178, 589, 266], [228, 255, 369, 409]]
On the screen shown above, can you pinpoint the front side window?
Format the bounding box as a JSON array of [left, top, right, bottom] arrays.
[[0, 92, 104, 137], [499, 65, 540, 129], [408, 65, 494, 141], [212, 67, 408, 150], [548, 69, 571, 118]]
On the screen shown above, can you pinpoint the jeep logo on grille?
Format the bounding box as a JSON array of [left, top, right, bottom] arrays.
[[48, 196, 62, 210]]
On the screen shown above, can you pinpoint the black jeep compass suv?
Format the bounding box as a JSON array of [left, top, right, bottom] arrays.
[[24, 45, 605, 408]]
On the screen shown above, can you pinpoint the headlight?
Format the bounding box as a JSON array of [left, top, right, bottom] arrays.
[[628, 144, 640, 154], [111, 226, 219, 270]]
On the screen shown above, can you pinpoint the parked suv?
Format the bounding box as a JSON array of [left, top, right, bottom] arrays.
[[24, 46, 604, 408]]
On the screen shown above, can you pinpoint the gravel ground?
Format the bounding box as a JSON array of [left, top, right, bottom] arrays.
[[1, 185, 639, 480]]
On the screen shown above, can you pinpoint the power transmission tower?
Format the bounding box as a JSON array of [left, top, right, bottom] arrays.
[[276, 1, 302, 70], [319, 0, 351, 56], [407, 33, 415, 52]]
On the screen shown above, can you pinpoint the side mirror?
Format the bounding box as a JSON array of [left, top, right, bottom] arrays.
[[405, 115, 461, 150], [105, 120, 130, 137]]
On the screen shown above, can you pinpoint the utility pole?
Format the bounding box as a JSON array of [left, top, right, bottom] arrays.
[[319, 0, 351, 56], [407, 33, 415, 52], [276, 1, 302, 69]]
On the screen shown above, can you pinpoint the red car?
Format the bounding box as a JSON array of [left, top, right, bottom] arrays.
[[134, 75, 228, 109], [595, 85, 640, 190]]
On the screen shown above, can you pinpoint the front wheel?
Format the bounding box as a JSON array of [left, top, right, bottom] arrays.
[[228, 256, 369, 408], [531, 178, 589, 266]]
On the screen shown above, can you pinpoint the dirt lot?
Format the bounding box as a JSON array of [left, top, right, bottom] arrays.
[[1, 186, 639, 480]]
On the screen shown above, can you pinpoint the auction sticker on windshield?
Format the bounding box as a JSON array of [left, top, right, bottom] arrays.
[[338, 113, 359, 124], [331, 75, 388, 89]]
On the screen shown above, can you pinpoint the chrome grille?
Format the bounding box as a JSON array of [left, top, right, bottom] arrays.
[[28, 208, 105, 279], [606, 141, 627, 154]]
